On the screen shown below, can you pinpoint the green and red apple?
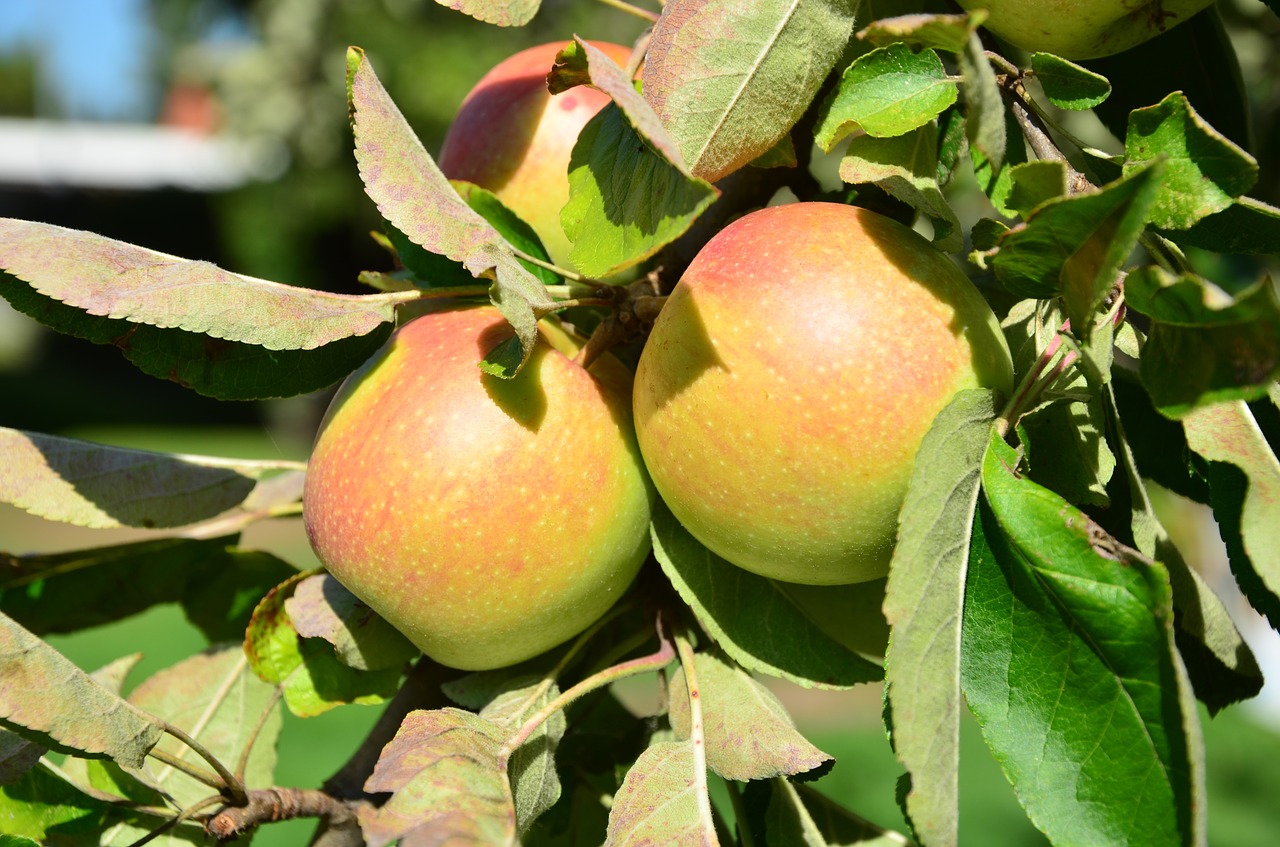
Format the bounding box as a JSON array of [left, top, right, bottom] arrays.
[[438, 40, 632, 270], [633, 202, 1013, 586], [303, 307, 654, 671], [958, 0, 1215, 60]]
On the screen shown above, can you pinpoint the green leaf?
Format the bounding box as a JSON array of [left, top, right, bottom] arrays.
[[965, 432, 1203, 847], [0, 427, 300, 530], [883, 389, 997, 847], [1, 271, 392, 400], [1157, 196, 1280, 256], [603, 741, 716, 847], [1017, 393, 1115, 508], [1106, 387, 1263, 713], [839, 123, 962, 252], [244, 571, 404, 717], [758, 778, 908, 846], [0, 611, 163, 768], [1183, 401, 1280, 631], [857, 11, 983, 54], [1124, 91, 1258, 230], [958, 31, 1005, 174], [284, 574, 418, 672], [651, 503, 882, 690], [432, 0, 539, 27], [646, 0, 858, 182], [478, 676, 565, 834], [562, 105, 718, 279], [1131, 268, 1280, 416], [1004, 160, 1068, 216], [969, 105, 1025, 217], [1, 535, 293, 643], [0, 762, 113, 843], [0, 219, 413, 350], [816, 44, 959, 147], [668, 649, 831, 781], [549, 38, 687, 173], [359, 708, 516, 847], [1110, 373, 1210, 504], [1029, 53, 1111, 110], [991, 160, 1163, 338], [127, 644, 281, 809], [346, 46, 553, 377]]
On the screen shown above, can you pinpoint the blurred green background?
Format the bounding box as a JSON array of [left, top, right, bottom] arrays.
[[3, 0, 1280, 844]]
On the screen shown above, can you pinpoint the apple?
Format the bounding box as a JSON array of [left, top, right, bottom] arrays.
[[438, 40, 632, 270], [957, 0, 1214, 60], [302, 306, 654, 671], [633, 202, 1013, 585]]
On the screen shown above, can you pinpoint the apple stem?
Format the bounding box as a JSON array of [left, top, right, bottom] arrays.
[[498, 610, 676, 761], [595, 0, 661, 24]]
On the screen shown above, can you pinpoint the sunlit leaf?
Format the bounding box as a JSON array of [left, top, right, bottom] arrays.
[[1124, 91, 1258, 230], [127, 644, 281, 809], [284, 574, 418, 672], [563, 105, 718, 279], [668, 649, 831, 781], [0, 611, 162, 768], [1183, 401, 1280, 630], [652, 504, 882, 690], [359, 708, 516, 847], [603, 741, 717, 847], [346, 46, 553, 376], [0, 219, 413, 350], [432, 0, 539, 27], [883, 389, 997, 847], [817, 44, 958, 148], [858, 12, 982, 53], [966, 432, 1204, 847], [839, 123, 962, 251], [647, 0, 858, 182], [0, 427, 299, 530], [245, 572, 404, 717], [1029, 53, 1111, 110], [0, 272, 392, 399], [991, 160, 1163, 338]]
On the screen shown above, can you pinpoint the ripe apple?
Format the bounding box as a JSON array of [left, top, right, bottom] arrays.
[[633, 202, 1013, 585], [438, 40, 632, 270], [303, 306, 654, 671], [957, 0, 1214, 60]]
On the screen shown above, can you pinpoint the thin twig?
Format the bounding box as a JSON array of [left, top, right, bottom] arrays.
[[596, 0, 661, 23]]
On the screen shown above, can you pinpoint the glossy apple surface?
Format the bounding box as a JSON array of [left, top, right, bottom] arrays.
[[633, 202, 1013, 585], [303, 307, 654, 670], [438, 40, 632, 270], [957, 0, 1213, 59]]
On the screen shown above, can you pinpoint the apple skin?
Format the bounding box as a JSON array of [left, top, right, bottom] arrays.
[[438, 41, 632, 270], [302, 307, 654, 671], [957, 0, 1214, 60], [633, 202, 1013, 585]]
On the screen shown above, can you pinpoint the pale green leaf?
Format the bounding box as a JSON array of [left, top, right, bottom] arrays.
[[0, 427, 298, 530], [857, 12, 983, 53], [604, 741, 717, 847], [0, 219, 413, 350], [839, 122, 961, 251], [651, 503, 882, 690], [1183, 401, 1280, 631], [647, 0, 858, 181], [668, 650, 831, 781], [0, 611, 163, 768], [479, 677, 565, 833], [127, 645, 281, 809], [817, 43, 958, 147], [432, 0, 539, 27], [883, 389, 997, 847]]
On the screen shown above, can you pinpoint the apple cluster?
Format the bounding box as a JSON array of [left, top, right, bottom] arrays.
[[303, 42, 1014, 672]]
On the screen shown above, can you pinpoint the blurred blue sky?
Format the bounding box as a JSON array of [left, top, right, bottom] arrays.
[[0, 0, 153, 119]]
